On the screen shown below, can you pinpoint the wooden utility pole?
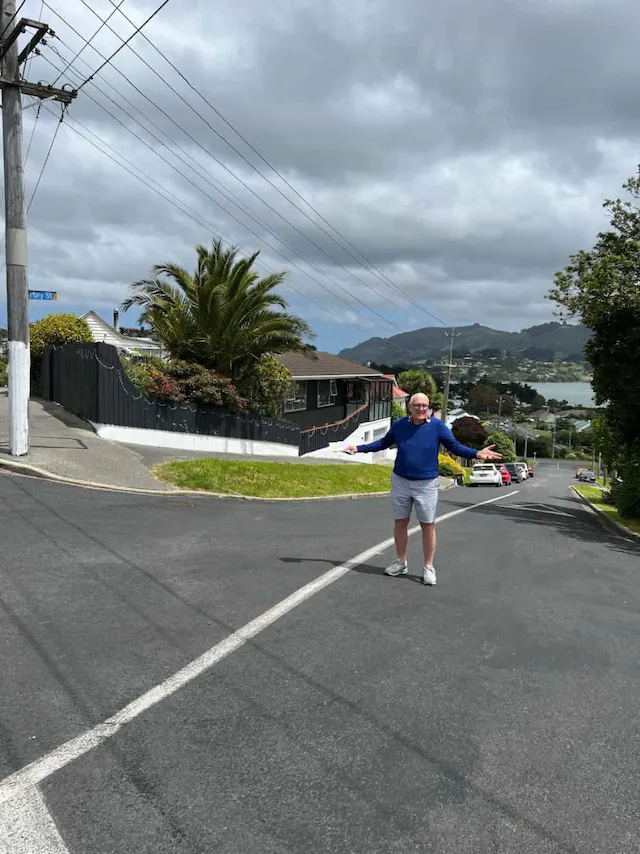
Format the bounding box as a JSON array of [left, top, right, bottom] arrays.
[[441, 327, 460, 424], [1, 0, 75, 455]]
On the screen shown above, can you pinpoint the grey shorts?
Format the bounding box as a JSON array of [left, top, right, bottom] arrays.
[[390, 473, 439, 524]]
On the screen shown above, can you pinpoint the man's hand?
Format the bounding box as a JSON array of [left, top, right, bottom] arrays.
[[477, 444, 502, 461], [343, 445, 358, 455]]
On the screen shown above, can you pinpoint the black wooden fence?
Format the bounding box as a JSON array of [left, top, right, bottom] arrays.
[[40, 343, 301, 448]]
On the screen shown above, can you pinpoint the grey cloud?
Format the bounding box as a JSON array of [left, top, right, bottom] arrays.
[[2, 0, 638, 345]]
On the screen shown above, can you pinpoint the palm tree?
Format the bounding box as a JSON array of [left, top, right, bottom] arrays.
[[121, 239, 314, 378]]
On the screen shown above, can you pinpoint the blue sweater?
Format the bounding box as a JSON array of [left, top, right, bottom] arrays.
[[357, 417, 478, 480]]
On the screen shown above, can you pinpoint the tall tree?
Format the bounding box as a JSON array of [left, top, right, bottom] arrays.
[[549, 170, 640, 517], [397, 369, 437, 400], [122, 239, 314, 379]]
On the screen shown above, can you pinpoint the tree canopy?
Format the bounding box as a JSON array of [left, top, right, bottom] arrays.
[[452, 416, 487, 449], [122, 238, 313, 380], [549, 170, 640, 516]]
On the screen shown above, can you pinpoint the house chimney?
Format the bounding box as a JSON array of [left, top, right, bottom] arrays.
[[113, 309, 120, 332]]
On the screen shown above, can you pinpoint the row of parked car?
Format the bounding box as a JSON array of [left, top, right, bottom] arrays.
[[468, 461, 533, 487]]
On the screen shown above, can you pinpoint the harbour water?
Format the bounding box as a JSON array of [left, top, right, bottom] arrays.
[[529, 381, 595, 407]]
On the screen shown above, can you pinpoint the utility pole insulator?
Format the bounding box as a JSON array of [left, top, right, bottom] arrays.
[[1, 0, 77, 456]]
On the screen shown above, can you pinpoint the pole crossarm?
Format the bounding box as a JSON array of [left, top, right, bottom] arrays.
[[0, 18, 51, 61], [0, 76, 76, 102]]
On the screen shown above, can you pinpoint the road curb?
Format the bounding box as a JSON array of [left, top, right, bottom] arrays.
[[0, 456, 460, 503], [0, 456, 396, 502], [571, 486, 640, 544]]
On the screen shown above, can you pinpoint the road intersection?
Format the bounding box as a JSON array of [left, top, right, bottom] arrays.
[[1, 463, 638, 852]]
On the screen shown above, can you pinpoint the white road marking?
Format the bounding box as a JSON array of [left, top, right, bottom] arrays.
[[503, 502, 574, 518], [0, 488, 517, 811], [0, 786, 68, 853]]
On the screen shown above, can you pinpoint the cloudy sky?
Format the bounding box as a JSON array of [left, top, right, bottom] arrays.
[[2, 0, 639, 352]]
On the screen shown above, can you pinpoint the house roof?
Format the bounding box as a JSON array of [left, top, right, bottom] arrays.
[[383, 374, 409, 399], [82, 311, 162, 353], [276, 351, 384, 380]]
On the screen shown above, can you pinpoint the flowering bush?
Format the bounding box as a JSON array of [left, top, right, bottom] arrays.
[[122, 356, 249, 412], [438, 453, 465, 478], [165, 361, 248, 411]]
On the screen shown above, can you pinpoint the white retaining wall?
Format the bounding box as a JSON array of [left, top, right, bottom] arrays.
[[304, 417, 395, 463], [91, 423, 299, 457]]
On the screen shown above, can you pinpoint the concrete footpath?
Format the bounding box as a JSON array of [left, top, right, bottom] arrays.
[[0, 392, 177, 491], [0, 393, 437, 493]]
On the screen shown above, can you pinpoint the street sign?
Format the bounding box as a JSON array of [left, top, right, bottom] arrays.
[[28, 290, 58, 301]]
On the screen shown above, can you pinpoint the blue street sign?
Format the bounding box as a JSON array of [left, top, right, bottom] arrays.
[[28, 290, 58, 301]]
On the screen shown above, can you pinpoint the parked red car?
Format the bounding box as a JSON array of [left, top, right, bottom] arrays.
[[528, 465, 534, 477], [498, 464, 512, 485]]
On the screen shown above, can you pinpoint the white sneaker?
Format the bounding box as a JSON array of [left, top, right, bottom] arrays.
[[384, 558, 408, 576], [422, 566, 437, 586]]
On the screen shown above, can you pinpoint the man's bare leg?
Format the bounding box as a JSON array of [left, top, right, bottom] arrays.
[[421, 522, 436, 568], [394, 518, 410, 561]]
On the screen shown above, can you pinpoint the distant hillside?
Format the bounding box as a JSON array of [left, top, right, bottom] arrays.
[[338, 322, 591, 365]]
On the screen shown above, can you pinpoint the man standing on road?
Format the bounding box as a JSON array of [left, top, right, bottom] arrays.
[[345, 393, 502, 586]]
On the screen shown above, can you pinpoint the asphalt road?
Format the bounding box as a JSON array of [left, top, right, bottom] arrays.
[[1, 463, 639, 853]]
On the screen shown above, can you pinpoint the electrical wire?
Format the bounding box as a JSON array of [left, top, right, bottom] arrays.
[[37, 103, 366, 332], [51, 0, 126, 86], [102, 0, 447, 327], [41, 47, 406, 334], [75, 0, 171, 91], [0, 105, 63, 274], [26, 106, 64, 213], [23, 102, 41, 163], [58, 0, 431, 328]]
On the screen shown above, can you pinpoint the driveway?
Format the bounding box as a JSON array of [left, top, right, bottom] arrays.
[[0, 463, 638, 852]]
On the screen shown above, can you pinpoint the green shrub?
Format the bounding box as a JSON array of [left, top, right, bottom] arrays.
[[0, 358, 7, 387], [236, 354, 292, 418], [484, 431, 516, 462], [391, 401, 405, 422], [30, 313, 93, 395], [30, 313, 93, 360], [438, 453, 465, 478], [610, 446, 640, 519], [166, 361, 248, 412]]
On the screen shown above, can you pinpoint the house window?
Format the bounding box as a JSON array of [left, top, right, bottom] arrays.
[[284, 380, 307, 412], [317, 379, 337, 407], [373, 427, 387, 440]]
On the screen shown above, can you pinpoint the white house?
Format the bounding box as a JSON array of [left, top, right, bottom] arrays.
[[445, 408, 479, 429], [82, 311, 163, 357]]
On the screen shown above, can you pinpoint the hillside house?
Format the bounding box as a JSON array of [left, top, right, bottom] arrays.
[[275, 351, 394, 458]]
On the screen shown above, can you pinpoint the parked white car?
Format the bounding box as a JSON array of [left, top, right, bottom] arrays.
[[515, 462, 528, 480], [469, 463, 502, 487]]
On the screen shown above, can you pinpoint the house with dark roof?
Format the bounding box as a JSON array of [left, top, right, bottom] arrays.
[[276, 351, 394, 457]]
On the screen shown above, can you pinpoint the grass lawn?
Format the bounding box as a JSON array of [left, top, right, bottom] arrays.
[[155, 458, 393, 498], [574, 484, 640, 536]]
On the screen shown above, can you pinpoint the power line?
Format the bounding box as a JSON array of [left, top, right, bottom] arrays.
[[59, 0, 429, 327], [51, 0, 126, 86], [102, 0, 447, 327], [40, 45, 406, 334], [76, 0, 171, 91], [0, 105, 64, 275], [26, 106, 64, 213], [37, 103, 365, 332]]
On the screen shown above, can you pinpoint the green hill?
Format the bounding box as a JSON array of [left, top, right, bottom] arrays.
[[338, 322, 590, 364]]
